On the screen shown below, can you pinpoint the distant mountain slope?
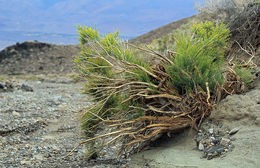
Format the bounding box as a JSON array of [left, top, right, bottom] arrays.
[[129, 15, 197, 44]]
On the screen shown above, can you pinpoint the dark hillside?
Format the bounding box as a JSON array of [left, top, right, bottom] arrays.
[[0, 41, 81, 75]]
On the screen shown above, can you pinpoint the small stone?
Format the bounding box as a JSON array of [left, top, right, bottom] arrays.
[[12, 110, 21, 116], [210, 136, 215, 141], [21, 160, 31, 165], [209, 128, 214, 134], [198, 142, 204, 151], [208, 145, 225, 154], [216, 146, 225, 153], [220, 138, 231, 146], [211, 138, 220, 145], [255, 118, 260, 125], [21, 84, 33, 92], [218, 123, 223, 128], [229, 128, 239, 135], [207, 154, 213, 160], [0, 82, 6, 89], [228, 144, 235, 152], [44, 153, 52, 158]]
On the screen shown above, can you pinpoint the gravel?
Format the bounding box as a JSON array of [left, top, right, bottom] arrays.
[[194, 121, 237, 160], [0, 77, 119, 167]]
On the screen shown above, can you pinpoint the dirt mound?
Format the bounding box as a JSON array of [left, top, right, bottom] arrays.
[[0, 41, 81, 75]]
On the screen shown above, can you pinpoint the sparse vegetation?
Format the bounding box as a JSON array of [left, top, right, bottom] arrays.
[[148, 1, 259, 86], [195, 0, 260, 51], [72, 21, 250, 158], [234, 66, 254, 84], [69, 0, 260, 160], [195, 0, 256, 16], [166, 21, 229, 93]]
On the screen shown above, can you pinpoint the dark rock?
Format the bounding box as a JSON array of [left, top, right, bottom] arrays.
[[0, 82, 6, 89], [0, 81, 14, 92], [207, 145, 225, 156], [195, 121, 237, 160], [21, 84, 33, 92], [211, 138, 220, 145]]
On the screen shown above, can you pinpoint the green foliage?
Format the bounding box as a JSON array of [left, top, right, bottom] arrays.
[[75, 26, 113, 77], [77, 25, 100, 44], [75, 25, 152, 82], [75, 21, 246, 158], [81, 92, 145, 136], [148, 22, 193, 55], [76, 25, 151, 134], [77, 22, 232, 144], [166, 21, 230, 93], [157, 36, 173, 53], [234, 66, 254, 84], [81, 93, 122, 135]]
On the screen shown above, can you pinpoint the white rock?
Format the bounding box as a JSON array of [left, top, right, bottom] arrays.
[[209, 128, 214, 134], [21, 160, 31, 165], [12, 110, 20, 116], [198, 142, 204, 151]]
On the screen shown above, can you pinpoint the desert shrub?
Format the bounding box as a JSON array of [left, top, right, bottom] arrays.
[[195, 0, 259, 48], [148, 22, 192, 55], [166, 21, 230, 93], [76, 25, 152, 80], [74, 21, 240, 159], [194, 0, 255, 16], [195, 0, 259, 85], [229, 3, 259, 50], [75, 25, 156, 136]]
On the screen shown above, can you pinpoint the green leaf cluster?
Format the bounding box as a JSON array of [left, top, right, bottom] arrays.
[[234, 66, 254, 84], [76, 21, 232, 137], [166, 21, 230, 93], [75, 25, 152, 82], [148, 22, 192, 55], [75, 25, 150, 134]]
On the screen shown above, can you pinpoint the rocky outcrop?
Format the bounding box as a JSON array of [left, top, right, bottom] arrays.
[[0, 41, 81, 75]]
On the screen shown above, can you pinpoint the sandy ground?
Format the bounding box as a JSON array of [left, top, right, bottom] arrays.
[[130, 79, 260, 168], [0, 77, 91, 167]]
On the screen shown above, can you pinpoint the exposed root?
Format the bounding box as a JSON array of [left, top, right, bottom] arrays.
[[66, 65, 247, 158], [69, 21, 257, 159]]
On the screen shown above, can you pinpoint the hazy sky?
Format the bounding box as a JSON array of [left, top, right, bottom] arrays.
[[0, 0, 197, 37]]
